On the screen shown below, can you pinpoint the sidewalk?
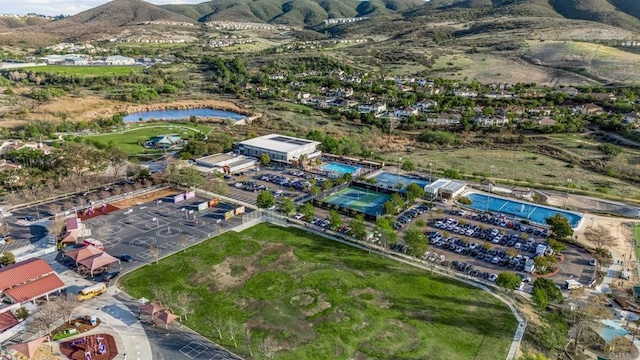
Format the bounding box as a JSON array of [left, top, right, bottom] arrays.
[[43, 253, 154, 360]]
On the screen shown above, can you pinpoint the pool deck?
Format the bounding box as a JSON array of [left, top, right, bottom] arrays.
[[462, 190, 584, 229]]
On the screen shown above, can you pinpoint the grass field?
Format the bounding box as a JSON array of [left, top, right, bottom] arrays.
[[85, 123, 210, 154], [635, 224, 640, 243], [384, 148, 640, 200], [20, 65, 143, 76], [121, 224, 516, 359]]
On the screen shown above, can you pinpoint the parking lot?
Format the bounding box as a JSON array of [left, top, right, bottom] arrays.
[[389, 205, 596, 291]]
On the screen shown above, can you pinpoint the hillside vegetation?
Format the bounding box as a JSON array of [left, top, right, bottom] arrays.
[[163, 0, 424, 25]]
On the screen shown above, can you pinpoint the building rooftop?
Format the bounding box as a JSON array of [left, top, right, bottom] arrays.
[[0, 311, 19, 333], [0, 258, 55, 291], [4, 274, 65, 303], [238, 134, 320, 153], [440, 180, 466, 193], [196, 153, 236, 165]]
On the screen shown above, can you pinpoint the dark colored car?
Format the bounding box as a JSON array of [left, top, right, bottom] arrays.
[[118, 254, 133, 262], [104, 271, 120, 282]]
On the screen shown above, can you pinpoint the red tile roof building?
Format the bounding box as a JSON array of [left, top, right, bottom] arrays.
[[0, 258, 65, 304]]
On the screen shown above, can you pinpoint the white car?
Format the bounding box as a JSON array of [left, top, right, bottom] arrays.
[[294, 214, 304, 220], [488, 274, 498, 282]]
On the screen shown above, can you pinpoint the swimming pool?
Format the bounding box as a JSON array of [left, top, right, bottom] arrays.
[[322, 162, 360, 175], [599, 319, 630, 343], [464, 192, 583, 228], [371, 172, 430, 191]]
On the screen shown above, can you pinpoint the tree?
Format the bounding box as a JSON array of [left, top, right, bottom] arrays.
[[532, 278, 562, 310], [401, 159, 415, 171], [545, 214, 573, 239], [458, 196, 473, 205], [170, 237, 186, 256], [348, 215, 367, 240], [518, 352, 549, 360], [405, 183, 425, 202], [321, 180, 334, 191], [31, 302, 58, 338], [0, 252, 15, 266], [48, 217, 66, 245], [54, 293, 79, 324], [256, 191, 275, 209], [534, 254, 556, 273], [327, 210, 343, 231], [280, 198, 296, 216], [404, 226, 427, 256], [205, 316, 225, 340], [226, 318, 241, 349], [295, 201, 312, 220], [259, 153, 270, 166], [106, 147, 128, 179], [243, 326, 254, 357], [148, 244, 161, 264], [382, 200, 397, 215], [496, 272, 521, 291], [175, 293, 194, 321], [375, 217, 397, 251], [584, 225, 616, 251], [546, 238, 566, 254], [571, 295, 613, 351], [15, 307, 29, 321], [309, 185, 321, 196]]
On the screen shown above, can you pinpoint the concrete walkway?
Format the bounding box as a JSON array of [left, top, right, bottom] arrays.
[[45, 253, 154, 360]]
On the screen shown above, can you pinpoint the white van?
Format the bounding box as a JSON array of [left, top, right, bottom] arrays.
[[565, 279, 582, 290]]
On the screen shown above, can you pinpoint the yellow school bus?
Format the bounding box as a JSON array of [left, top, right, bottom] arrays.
[[77, 283, 107, 301]]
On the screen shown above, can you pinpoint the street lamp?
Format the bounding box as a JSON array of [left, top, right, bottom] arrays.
[[398, 157, 402, 174], [565, 178, 572, 209], [429, 163, 433, 182]]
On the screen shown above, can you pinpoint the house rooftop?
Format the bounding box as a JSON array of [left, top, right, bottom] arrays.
[[0, 258, 55, 291]]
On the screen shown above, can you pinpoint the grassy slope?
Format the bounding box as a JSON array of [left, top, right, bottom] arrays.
[[121, 224, 516, 359], [85, 123, 210, 154], [164, 0, 423, 25]]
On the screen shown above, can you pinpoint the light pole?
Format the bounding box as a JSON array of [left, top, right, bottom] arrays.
[[398, 157, 402, 174], [565, 178, 572, 209], [429, 163, 433, 182]]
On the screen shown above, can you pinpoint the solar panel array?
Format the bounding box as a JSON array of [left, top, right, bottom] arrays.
[[270, 136, 311, 146]]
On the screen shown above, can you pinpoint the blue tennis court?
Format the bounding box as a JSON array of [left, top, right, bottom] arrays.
[[465, 192, 583, 228], [322, 187, 390, 216], [322, 162, 360, 175], [371, 172, 429, 191]]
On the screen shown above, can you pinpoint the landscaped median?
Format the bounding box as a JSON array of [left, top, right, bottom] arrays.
[[121, 223, 517, 359]]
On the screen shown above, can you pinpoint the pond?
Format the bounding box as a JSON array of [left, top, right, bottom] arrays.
[[123, 108, 246, 122]]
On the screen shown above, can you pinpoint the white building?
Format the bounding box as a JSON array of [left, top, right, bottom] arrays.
[[193, 153, 257, 174], [453, 89, 478, 98], [358, 102, 386, 114], [105, 56, 135, 65], [236, 134, 322, 164], [425, 179, 467, 200]]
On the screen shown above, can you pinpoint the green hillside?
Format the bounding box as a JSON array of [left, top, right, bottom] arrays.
[[163, 0, 424, 26]]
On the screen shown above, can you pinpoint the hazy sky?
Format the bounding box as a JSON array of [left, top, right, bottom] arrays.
[[0, 0, 204, 16]]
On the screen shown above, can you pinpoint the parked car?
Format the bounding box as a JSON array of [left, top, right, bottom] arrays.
[[104, 271, 120, 281], [488, 274, 498, 282], [118, 254, 133, 262]]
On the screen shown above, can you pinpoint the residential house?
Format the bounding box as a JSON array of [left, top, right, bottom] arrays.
[[485, 91, 514, 99], [534, 117, 557, 127], [416, 100, 437, 111], [393, 107, 419, 118], [296, 92, 312, 101], [426, 113, 461, 125], [528, 106, 553, 117], [474, 116, 509, 127], [499, 105, 525, 116], [325, 88, 353, 98], [588, 92, 617, 101], [453, 89, 478, 98], [0, 141, 53, 156], [341, 76, 362, 84], [575, 103, 604, 115], [520, 90, 546, 98], [479, 179, 495, 192], [397, 84, 414, 93], [358, 102, 387, 114], [268, 71, 286, 80], [623, 112, 640, 126]]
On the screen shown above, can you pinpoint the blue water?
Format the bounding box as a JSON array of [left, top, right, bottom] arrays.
[[371, 172, 430, 191], [322, 162, 360, 175], [465, 193, 583, 228], [600, 320, 630, 343], [123, 108, 246, 122]]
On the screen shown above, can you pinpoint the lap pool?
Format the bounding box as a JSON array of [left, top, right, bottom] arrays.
[[322, 162, 360, 175], [465, 192, 583, 228]]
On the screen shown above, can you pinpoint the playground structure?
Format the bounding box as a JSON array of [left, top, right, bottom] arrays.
[[60, 333, 118, 360]]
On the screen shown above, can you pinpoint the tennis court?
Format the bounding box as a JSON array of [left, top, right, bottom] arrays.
[[371, 172, 429, 191], [322, 187, 390, 216]]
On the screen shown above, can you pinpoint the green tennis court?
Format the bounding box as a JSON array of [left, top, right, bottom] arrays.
[[322, 187, 390, 216]]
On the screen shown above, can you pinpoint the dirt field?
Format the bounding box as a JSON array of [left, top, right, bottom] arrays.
[[110, 188, 179, 209]]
